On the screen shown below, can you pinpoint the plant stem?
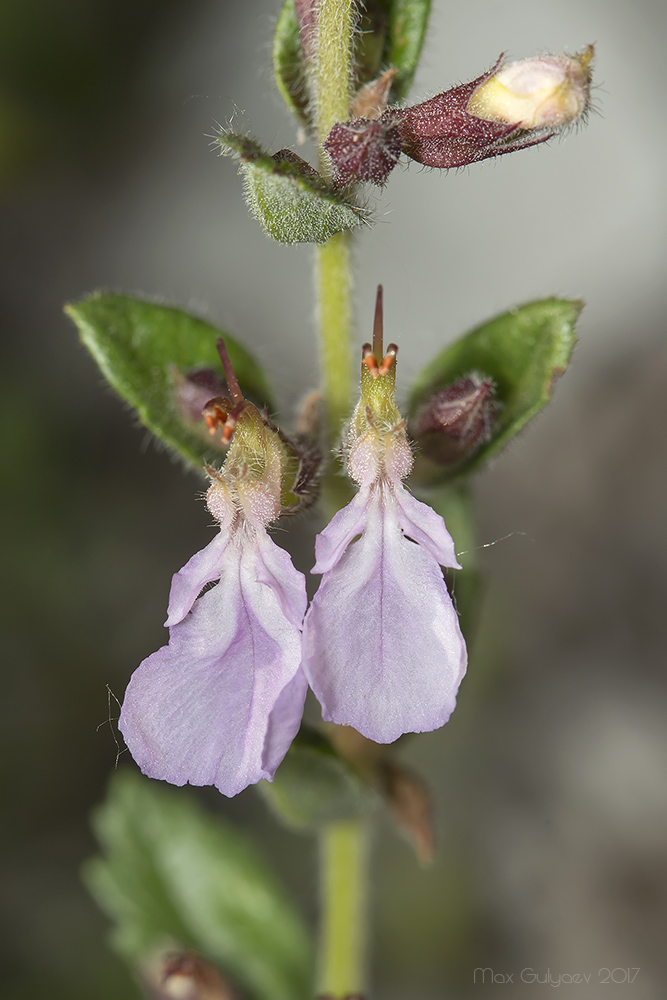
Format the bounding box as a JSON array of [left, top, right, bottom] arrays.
[[315, 0, 356, 509], [313, 7, 369, 997], [317, 231, 354, 449], [318, 819, 369, 997], [316, 0, 355, 155]]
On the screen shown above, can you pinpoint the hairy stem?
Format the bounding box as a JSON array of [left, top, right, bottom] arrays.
[[318, 819, 369, 997], [316, 0, 355, 160], [315, 0, 356, 510], [317, 231, 354, 449], [313, 9, 367, 995]]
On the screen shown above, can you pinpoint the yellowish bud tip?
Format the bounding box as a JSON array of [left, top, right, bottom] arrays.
[[467, 47, 593, 130]]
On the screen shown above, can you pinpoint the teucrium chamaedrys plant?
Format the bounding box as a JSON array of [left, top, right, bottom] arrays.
[[69, 2, 592, 997]]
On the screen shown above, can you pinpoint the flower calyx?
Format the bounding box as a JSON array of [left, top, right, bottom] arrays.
[[345, 285, 413, 487], [204, 339, 320, 523]]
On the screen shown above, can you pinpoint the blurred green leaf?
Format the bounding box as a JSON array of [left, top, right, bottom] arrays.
[[272, 0, 431, 126], [273, 1, 310, 127], [380, 0, 432, 101], [259, 725, 370, 830], [66, 294, 273, 472], [408, 298, 582, 480], [217, 131, 366, 243], [84, 772, 313, 1000]]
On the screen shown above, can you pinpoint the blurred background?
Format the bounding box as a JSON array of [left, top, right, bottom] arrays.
[[2, 0, 666, 997]]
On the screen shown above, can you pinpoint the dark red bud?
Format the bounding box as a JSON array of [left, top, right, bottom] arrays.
[[411, 375, 497, 466], [323, 116, 403, 187], [378, 760, 435, 866], [145, 949, 238, 1000], [170, 366, 227, 425], [393, 56, 553, 169]]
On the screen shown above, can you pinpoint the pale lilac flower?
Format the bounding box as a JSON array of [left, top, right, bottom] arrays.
[[302, 289, 467, 743], [119, 361, 308, 797]]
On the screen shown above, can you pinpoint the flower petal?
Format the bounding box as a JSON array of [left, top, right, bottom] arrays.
[[165, 529, 231, 627], [303, 485, 467, 743], [395, 486, 461, 569], [261, 668, 309, 776], [312, 486, 371, 574], [120, 534, 306, 797], [255, 530, 307, 625]]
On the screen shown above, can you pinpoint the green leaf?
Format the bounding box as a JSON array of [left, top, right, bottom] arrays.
[[272, 0, 431, 124], [217, 131, 366, 244], [66, 294, 273, 472], [273, 1, 311, 127], [258, 725, 370, 830], [408, 298, 582, 480], [84, 772, 313, 1000], [380, 0, 432, 102]]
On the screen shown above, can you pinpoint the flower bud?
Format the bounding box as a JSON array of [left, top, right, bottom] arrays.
[[350, 68, 397, 121], [378, 760, 435, 866], [410, 374, 497, 467], [391, 47, 593, 170], [170, 366, 227, 428], [324, 116, 403, 187], [467, 47, 593, 129], [145, 950, 238, 1000]]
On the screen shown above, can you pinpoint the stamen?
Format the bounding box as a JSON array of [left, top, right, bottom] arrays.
[[378, 343, 397, 376], [372, 284, 384, 359], [216, 338, 244, 406], [362, 343, 380, 377], [203, 395, 237, 442]]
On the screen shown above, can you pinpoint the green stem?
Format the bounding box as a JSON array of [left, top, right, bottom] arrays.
[[317, 231, 354, 449], [316, 0, 355, 158], [313, 7, 369, 996], [315, 0, 356, 511], [318, 819, 369, 997]]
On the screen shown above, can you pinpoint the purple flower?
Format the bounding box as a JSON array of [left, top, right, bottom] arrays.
[[119, 358, 308, 797], [302, 289, 467, 743]]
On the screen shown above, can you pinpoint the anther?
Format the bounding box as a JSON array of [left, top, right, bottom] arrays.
[[202, 396, 236, 442], [362, 343, 380, 378], [378, 343, 398, 376]]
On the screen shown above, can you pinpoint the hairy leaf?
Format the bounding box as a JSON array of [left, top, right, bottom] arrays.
[[218, 132, 366, 243], [84, 772, 313, 1000], [273, 0, 311, 127], [408, 298, 582, 480], [66, 294, 273, 472], [217, 131, 366, 243], [380, 0, 432, 101]]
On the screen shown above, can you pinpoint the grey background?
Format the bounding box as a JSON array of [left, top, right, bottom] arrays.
[[2, 1, 666, 998]]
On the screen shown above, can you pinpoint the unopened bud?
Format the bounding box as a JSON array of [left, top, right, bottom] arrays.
[[350, 68, 397, 121], [378, 760, 435, 866], [411, 375, 497, 467], [393, 56, 552, 170], [324, 116, 403, 187], [170, 366, 226, 427], [467, 47, 593, 129], [144, 950, 238, 1000]]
